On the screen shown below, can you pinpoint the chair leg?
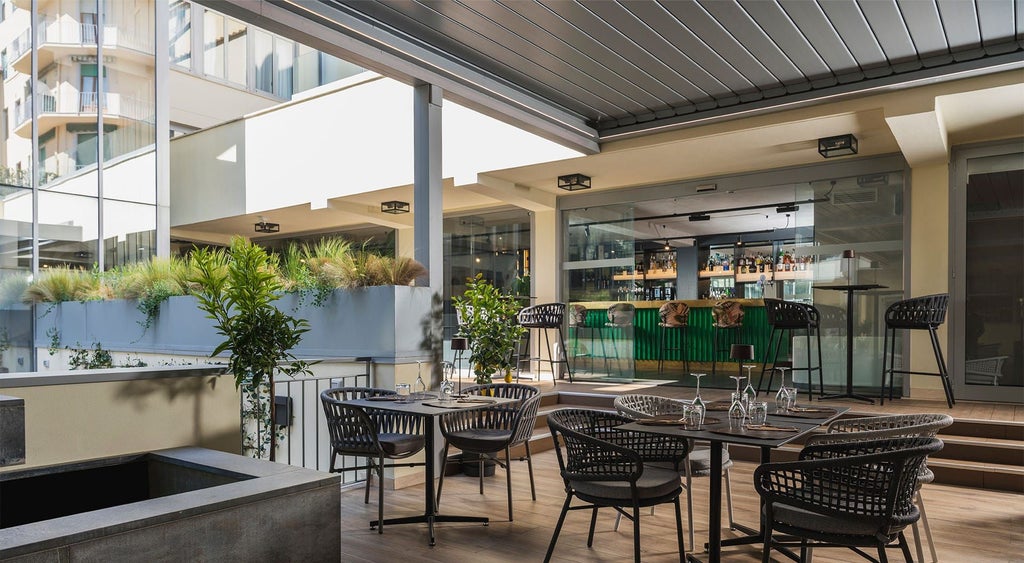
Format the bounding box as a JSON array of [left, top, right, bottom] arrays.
[[911, 521, 926, 563], [917, 489, 938, 562], [815, 325, 824, 401], [525, 441, 536, 500], [544, 494, 572, 563], [377, 453, 385, 534], [724, 465, 735, 528], [804, 327, 814, 402], [757, 326, 779, 395], [881, 325, 891, 404], [761, 506, 774, 563], [878, 542, 890, 563], [587, 507, 599, 547], [674, 496, 686, 561], [898, 531, 913, 562], [557, 326, 572, 383], [478, 457, 485, 494], [435, 441, 450, 508], [659, 325, 666, 374], [929, 327, 955, 407], [364, 459, 373, 504], [633, 504, 642, 563], [505, 446, 514, 521]]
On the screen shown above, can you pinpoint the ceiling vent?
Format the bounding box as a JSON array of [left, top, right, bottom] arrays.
[[831, 188, 877, 206]]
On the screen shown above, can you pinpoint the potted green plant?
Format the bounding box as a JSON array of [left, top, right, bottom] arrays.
[[189, 236, 312, 461], [452, 273, 525, 385]]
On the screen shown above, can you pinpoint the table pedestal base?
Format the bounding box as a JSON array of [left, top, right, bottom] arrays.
[[371, 514, 489, 546]]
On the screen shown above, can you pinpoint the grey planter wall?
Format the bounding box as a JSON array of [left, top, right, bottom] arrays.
[[33, 286, 433, 363]]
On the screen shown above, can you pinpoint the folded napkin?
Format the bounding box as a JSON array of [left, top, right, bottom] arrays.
[[787, 406, 835, 413], [744, 424, 799, 432], [638, 417, 685, 426]]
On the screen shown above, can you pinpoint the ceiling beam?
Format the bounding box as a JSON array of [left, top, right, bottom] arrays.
[[198, 0, 600, 155], [465, 175, 557, 212], [310, 199, 414, 230]]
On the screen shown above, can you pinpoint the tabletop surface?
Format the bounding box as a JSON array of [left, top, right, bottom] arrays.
[[342, 395, 516, 415], [620, 406, 849, 448], [812, 283, 888, 291]]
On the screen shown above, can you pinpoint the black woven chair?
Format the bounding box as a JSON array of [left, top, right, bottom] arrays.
[[613, 393, 735, 549], [881, 294, 954, 407], [435, 383, 541, 521], [806, 413, 954, 563], [320, 387, 425, 534], [757, 298, 824, 400], [517, 302, 572, 383], [755, 436, 943, 563], [544, 408, 688, 563]]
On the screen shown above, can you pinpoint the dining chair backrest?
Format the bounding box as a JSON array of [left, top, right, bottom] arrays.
[[320, 387, 423, 451], [763, 298, 819, 329], [607, 303, 636, 326], [885, 293, 949, 330], [614, 394, 685, 419], [712, 300, 744, 328], [568, 304, 588, 327], [518, 303, 565, 329]]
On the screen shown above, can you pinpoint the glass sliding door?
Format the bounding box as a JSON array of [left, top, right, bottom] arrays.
[[953, 144, 1023, 401]]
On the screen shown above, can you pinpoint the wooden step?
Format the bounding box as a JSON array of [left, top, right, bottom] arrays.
[[929, 458, 1024, 492]]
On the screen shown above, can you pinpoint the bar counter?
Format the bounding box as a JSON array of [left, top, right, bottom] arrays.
[[569, 299, 771, 365]]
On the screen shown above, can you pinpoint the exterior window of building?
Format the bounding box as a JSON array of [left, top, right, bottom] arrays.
[[321, 53, 364, 84], [81, 10, 98, 45], [79, 64, 107, 113], [274, 36, 294, 99], [226, 18, 246, 86], [253, 29, 273, 94], [203, 9, 225, 79], [294, 44, 319, 93], [169, 0, 191, 68]]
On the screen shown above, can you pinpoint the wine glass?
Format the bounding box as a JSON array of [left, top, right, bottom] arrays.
[[729, 374, 745, 396], [728, 392, 746, 426], [413, 360, 427, 399], [439, 361, 455, 401], [742, 375, 757, 410], [774, 367, 792, 410], [691, 373, 707, 425]]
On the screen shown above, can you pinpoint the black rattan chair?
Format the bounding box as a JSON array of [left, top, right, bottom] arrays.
[[517, 302, 572, 383], [755, 436, 943, 563], [806, 413, 954, 563], [435, 383, 541, 521], [544, 408, 688, 563], [757, 298, 824, 400], [881, 294, 954, 407], [320, 387, 425, 534], [613, 393, 735, 549]]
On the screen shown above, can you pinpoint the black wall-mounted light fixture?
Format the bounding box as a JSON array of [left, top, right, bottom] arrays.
[[557, 173, 591, 191], [818, 134, 858, 158], [381, 200, 410, 214], [776, 203, 800, 213], [688, 213, 710, 222], [254, 220, 280, 233]]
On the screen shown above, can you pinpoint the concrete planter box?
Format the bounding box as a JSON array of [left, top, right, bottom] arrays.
[[0, 447, 339, 561], [33, 286, 433, 363]]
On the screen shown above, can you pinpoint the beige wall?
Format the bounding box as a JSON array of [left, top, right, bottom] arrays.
[[0, 369, 240, 471]]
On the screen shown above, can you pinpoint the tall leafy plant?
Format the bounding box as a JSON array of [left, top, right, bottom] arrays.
[[452, 274, 524, 384], [189, 236, 312, 460]]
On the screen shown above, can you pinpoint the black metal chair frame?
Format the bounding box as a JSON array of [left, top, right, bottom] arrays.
[[757, 298, 824, 401], [517, 302, 572, 384], [320, 387, 426, 534], [755, 436, 943, 563], [435, 383, 542, 522], [544, 408, 688, 563], [657, 301, 691, 376], [567, 304, 591, 375], [881, 294, 954, 408]]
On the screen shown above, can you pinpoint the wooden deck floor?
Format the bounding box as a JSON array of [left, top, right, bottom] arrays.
[[340, 447, 1024, 562]]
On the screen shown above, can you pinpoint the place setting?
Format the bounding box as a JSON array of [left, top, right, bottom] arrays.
[[769, 368, 837, 418]]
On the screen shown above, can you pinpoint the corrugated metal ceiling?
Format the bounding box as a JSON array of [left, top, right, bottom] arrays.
[[321, 0, 1023, 139]]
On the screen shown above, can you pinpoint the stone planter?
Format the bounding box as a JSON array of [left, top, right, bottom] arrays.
[[32, 286, 433, 363]]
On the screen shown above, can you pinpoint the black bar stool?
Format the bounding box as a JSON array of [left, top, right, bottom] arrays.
[[657, 301, 690, 375], [710, 300, 744, 376], [516, 303, 572, 384], [881, 293, 953, 407], [597, 303, 635, 377], [757, 298, 824, 400], [567, 304, 590, 375]]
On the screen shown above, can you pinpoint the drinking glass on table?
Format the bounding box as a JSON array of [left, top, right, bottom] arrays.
[[728, 392, 746, 427], [395, 383, 411, 402], [749, 401, 768, 426], [691, 373, 707, 425]]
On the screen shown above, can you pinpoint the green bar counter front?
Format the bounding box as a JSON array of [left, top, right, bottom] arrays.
[[568, 299, 775, 383]]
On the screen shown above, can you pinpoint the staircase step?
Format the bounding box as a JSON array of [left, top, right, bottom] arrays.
[[929, 458, 1024, 493], [938, 436, 1024, 466]]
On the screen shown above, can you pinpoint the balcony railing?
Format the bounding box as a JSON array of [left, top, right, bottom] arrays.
[[4, 19, 155, 74], [269, 358, 373, 483], [14, 91, 152, 128]]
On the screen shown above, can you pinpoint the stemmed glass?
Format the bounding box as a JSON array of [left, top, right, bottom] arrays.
[[690, 373, 707, 425], [413, 360, 427, 400], [774, 367, 795, 412], [742, 374, 757, 411]]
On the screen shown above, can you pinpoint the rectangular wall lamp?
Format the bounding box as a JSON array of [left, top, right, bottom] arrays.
[[254, 221, 280, 233], [381, 200, 410, 214], [818, 134, 858, 158], [557, 173, 591, 191]]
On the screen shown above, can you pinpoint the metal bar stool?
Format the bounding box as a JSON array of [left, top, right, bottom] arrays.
[[597, 303, 635, 377], [881, 293, 954, 407], [567, 304, 590, 375], [757, 298, 824, 400], [516, 302, 572, 384], [657, 301, 691, 376], [710, 300, 744, 376]]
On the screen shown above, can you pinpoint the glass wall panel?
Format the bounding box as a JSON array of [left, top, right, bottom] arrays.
[[963, 152, 1022, 390], [103, 200, 155, 267], [294, 44, 319, 93], [169, 1, 191, 68], [274, 37, 294, 99], [253, 29, 273, 94], [320, 53, 365, 84], [203, 10, 224, 79], [36, 192, 98, 269]]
